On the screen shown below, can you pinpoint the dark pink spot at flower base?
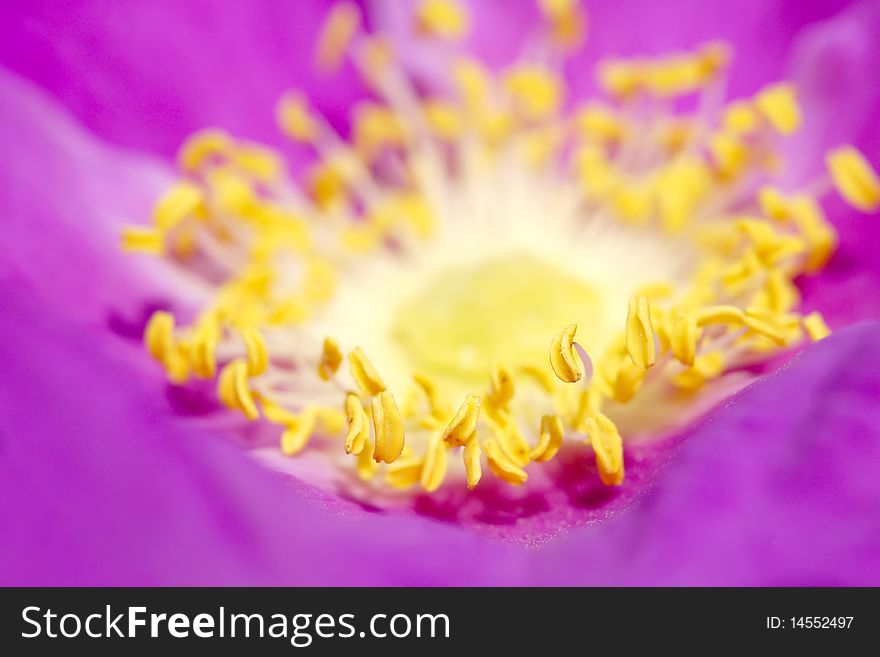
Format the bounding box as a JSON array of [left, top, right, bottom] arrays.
[[410, 438, 684, 546]]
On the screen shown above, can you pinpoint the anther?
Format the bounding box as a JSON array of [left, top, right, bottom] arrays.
[[530, 414, 564, 462], [827, 146, 880, 213], [443, 394, 481, 447], [626, 296, 656, 369], [550, 324, 584, 383], [344, 393, 370, 455], [349, 347, 387, 396], [584, 413, 624, 486], [371, 391, 405, 463]]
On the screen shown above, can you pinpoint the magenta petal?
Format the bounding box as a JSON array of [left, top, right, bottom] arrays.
[[532, 320, 880, 585], [0, 0, 368, 158], [0, 289, 524, 585], [0, 66, 182, 328], [787, 1, 880, 325]]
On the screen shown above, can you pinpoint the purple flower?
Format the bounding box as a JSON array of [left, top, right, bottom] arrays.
[[1, 0, 879, 585]]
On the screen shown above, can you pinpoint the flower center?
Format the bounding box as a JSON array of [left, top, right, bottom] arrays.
[[393, 255, 600, 386]]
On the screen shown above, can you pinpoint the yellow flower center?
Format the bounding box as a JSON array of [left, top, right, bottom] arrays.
[[393, 255, 600, 385]]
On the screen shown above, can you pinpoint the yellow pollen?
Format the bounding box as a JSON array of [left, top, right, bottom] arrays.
[[416, 0, 469, 40], [144, 311, 175, 364], [121, 226, 164, 255], [277, 93, 318, 142], [152, 182, 203, 231], [803, 311, 831, 341], [281, 409, 316, 456], [550, 324, 583, 383], [723, 101, 758, 135], [318, 337, 343, 381], [754, 83, 801, 135], [239, 327, 268, 376], [530, 414, 564, 462], [344, 393, 370, 455], [625, 297, 656, 369], [462, 438, 483, 489], [371, 391, 406, 463], [488, 364, 515, 409], [189, 321, 219, 378], [539, 0, 587, 51], [585, 413, 623, 486], [669, 313, 699, 367], [694, 305, 746, 327], [217, 359, 259, 421], [827, 146, 880, 213], [349, 347, 387, 396], [420, 431, 448, 493], [178, 129, 233, 172], [503, 65, 563, 120], [315, 1, 361, 74], [443, 394, 481, 447], [484, 438, 528, 486]]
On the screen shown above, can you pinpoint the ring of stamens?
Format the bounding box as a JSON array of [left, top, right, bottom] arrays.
[[122, 0, 879, 496]]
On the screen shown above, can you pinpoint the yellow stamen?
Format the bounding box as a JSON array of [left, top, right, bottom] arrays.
[[281, 409, 317, 456], [550, 324, 583, 383], [356, 438, 379, 480], [152, 182, 203, 231], [178, 129, 233, 172], [189, 320, 219, 378], [371, 391, 405, 463], [530, 414, 564, 462], [239, 327, 268, 376], [277, 92, 318, 142], [217, 359, 259, 420], [463, 438, 482, 489], [121, 227, 164, 255], [233, 143, 283, 182], [758, 186, 790, 222], [695, 305, 745, 327], [315, 1, 361, 74], [538, 0, 587, 51], [754, 83, 801, 135], [803, 311, 831, 342], [423, 99, 462, 140], [503, 65, 563, 120], [420, 431, 448, 492], [443, 394, 481, 447], [487, 364, 515, 409], [343, 394, 369, 455], [386, 456, 424, 489], [723, 100, 758, 135], [670, 312, 699, 367], [416, 0, 469, 40], [626, 296, 656, 369], [790, 195, 837, 272], [585, 413, 623, 485], [484, 438, 528, 486], [827, 146, 880, 213], [743, 308, 787, 345], [318, 337, 343, 381], [144, 311, 175, 364], [673, 352, 725, 391], [349, 347, 387, 396]]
